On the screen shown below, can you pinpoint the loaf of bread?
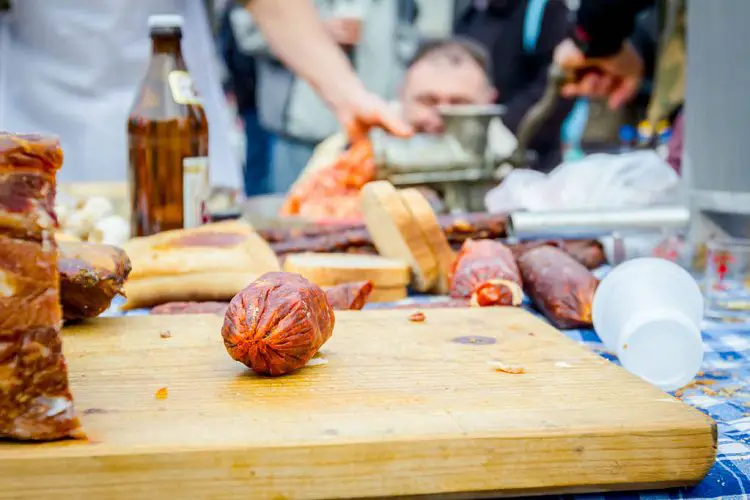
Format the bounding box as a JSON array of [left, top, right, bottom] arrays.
[[399, 188, 455, 294], [283, 253, 409, 288], [360, 181, 438, 292], [367, 286, 408, 303], [122, 221, 280, 310]]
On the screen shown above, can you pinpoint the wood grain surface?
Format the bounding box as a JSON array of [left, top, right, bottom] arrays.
[[0, 309, 716, 499]]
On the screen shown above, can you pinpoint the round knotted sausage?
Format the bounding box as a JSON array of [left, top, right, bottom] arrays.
[[221, 272, 335, 376]]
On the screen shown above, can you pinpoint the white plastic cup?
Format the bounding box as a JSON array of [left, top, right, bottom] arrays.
[[592, 258, 704, 392]]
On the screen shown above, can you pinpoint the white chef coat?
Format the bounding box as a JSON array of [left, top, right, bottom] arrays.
[[0, 0, 240, 189]]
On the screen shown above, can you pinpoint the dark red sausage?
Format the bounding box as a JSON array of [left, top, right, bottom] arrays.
[[324, 281, 373, 310], [222, 272, 335, 376], [449, 240, 523, 306], [517, 245, 599, 329]]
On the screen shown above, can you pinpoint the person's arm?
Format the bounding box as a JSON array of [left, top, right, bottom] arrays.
[[230, 6, 274, 57], [245, 0, 412, 139], [233, 1, 369, 60], [503, 0, 573, 137], [572, 0, 655, 58]]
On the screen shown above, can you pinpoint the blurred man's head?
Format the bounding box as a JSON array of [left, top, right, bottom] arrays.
[[400, 37, 497, 134]]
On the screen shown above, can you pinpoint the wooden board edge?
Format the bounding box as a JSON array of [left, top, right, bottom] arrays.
[[0, 429, 716, 499]]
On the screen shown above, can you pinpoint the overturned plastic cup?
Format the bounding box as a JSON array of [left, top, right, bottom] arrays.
[[592, 258, 704, 392]]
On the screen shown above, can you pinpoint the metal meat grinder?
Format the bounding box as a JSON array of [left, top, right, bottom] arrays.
[[370, 67, 568, 212]]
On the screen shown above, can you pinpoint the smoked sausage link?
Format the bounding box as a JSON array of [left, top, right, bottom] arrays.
[[518, 245, 599, 329], [324, 281, 373, 310], [449, 239, 523, 306], [222, 272, 335, 376]]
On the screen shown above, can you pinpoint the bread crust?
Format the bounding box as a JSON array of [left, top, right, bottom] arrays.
[[283, 252, 409, 288], [122, 221, 279, 310], [399, 188, 455, 294], [360, 181, 437, 292]]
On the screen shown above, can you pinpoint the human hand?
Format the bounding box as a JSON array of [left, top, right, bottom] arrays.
[[332, 85, 413, 143], [554, 38, 644, 109], [323, 18, 362, 46]]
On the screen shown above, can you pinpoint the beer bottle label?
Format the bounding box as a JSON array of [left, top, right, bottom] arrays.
[[183, 156, 209, 228], [168, 71, 200, 105]]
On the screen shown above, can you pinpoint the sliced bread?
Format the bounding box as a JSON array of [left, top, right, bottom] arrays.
[[399, 188, 456, 294], [282, 252, 410, 288], [368, 286, 408, 303], [360, 181, 438, 292]]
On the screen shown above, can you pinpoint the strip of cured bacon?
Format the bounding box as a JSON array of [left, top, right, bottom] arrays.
[[0, 133, 82, 441]]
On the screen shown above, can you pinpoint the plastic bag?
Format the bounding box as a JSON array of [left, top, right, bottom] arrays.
[[485, 151, 681, 213]]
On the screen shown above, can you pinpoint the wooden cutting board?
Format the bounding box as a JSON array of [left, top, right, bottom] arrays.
[[0, 308, 715, 499]]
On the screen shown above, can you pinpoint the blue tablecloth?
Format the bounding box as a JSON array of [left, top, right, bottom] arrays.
[[111, 292, 749, 499]]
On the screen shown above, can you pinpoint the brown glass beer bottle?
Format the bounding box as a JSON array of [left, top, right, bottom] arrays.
[[128, 14, 209, 237]]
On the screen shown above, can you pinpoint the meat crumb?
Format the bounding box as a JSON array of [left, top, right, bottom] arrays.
[[488, 360, 526, 374], [408, 311, 426, 323], [83, 408, 107, 415], [674, 379, 717, 398], [717, 387, 743, 397], [155, 387, 169, 400], [160, 330, 172, 339]]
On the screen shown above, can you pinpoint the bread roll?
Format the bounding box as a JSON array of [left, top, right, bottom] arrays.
[[122, 221, 279, 310]]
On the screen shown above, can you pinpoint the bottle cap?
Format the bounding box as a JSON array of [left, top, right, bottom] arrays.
[[637, 120, 652, 139], [148, 14, 184, 30], [618, 125, 636, 143]]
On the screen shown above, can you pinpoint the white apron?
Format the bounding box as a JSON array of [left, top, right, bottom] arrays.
[[0, 0, 240, 189]]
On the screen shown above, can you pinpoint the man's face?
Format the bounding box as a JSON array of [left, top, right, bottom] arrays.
[[400, 54, 497, 134]]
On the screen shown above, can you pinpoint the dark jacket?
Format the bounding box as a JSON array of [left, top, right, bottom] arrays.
[[572, 0, 655, 59], [573, 0, 685, 123], [218, 3, 259, 113], [454, 0, 574, 173]]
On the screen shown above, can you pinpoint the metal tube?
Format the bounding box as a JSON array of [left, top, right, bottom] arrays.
[[508, 206, 690, 240]]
